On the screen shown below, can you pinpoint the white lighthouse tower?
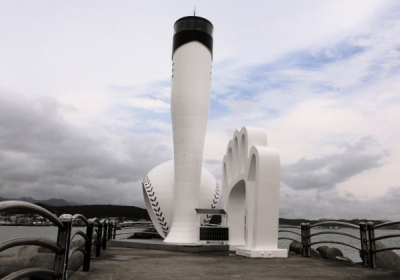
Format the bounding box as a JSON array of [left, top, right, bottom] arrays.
[[142, 16, 217, 244], [143, 16, 286, 257], [164, 16, 214, 243]]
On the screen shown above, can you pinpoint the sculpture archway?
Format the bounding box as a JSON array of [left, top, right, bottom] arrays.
[[222, 127, 287, 258], [226, 179, 246, 245]]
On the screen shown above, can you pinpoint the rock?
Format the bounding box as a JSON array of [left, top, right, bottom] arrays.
[[1, 238, 87, 279], [70, 238, 86, 250], [326, 247, 344, 260], [0, 252, 17, 258], [335, 256, 354, 264], [289, 241, 303, 255], [67, 250, 85, 275], [0, 257, 32, 278], [288, 251, 298, 257], [310, 248, 322, 259], [316, 246, 329, 259], [375, 241, 400, 272], [17, 245, 40, 257]]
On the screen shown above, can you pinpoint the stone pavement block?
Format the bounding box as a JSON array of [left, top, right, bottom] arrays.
[[70, 247, 400, 280]]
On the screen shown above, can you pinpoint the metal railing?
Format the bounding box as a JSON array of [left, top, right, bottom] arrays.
[[0, 201, 117, 280], [302, 222, 368, 266], [367, 221, 400, 268], [279, 220, 400, 268], [278, 225, 301, 243]]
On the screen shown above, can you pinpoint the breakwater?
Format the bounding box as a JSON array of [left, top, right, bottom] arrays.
[[279, 227, 400, 262], [0, 201, 120, 280]]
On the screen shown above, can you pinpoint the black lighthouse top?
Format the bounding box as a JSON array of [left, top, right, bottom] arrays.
[[172, 16, 213, 58]]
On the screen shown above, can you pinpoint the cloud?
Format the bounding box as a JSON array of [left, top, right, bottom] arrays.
[[281, 137, 388, 190], [125, 97, 169, 113], [1, 1, 400, 221], [279, 185, 400, 221], [0, 90, 172, 206]]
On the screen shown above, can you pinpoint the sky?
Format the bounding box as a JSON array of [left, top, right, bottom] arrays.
[[1, 0, 400, 220]]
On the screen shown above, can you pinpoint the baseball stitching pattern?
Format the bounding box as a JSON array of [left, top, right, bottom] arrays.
[[143, 176, 169, 236], [202, 182, 220, 226]]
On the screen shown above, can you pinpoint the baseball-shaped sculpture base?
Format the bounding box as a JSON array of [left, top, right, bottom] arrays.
[[142, 160, 219, 239]]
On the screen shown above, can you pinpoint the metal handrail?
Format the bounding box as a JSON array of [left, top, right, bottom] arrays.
[[2, 268, 61, 280], [372, 233, 400, 242], [71, 230, 90, 242], [0, 201, 115, 279], [69, 247, 88, 259], [279, 229, 301, 236], [0, 200, 64, 229], [310, 231, 360, 240], [278, 237, 300, 243], [278, 226, 301, 244], [375, 246, 400, 253], [367, 221, 400, 268], [309, 240, 360, 251], [309, 221, 359, 229], [300, 222, 368, 265], [72, 214, 90, 227], [372, 220, 400, 229], [280, 225, 301, 229], [92, 217, 100, 225], [0, 238, 62, 254]]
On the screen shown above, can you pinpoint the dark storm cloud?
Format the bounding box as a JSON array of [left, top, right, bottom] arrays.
[[281, 137, 388, 190], [0, 91, 172, 206]]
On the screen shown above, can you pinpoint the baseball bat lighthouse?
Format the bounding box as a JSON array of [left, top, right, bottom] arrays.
[[163, 16, 214, 243]]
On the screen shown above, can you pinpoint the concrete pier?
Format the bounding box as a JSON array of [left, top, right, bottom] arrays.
[[70, 245, 400, 279]]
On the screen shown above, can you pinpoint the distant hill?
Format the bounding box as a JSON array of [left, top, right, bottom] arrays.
[[35, 204, 149, 221], [1, 198, 149, 221], [279, 218, 386, 227], [210, 216, 387, 226], [0, 196, 79, 206]]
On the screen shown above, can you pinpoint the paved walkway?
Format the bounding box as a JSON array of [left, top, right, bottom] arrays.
[[70, 247, 400, 280]]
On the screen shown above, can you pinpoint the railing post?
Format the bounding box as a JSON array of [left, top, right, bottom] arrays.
[[301, 223, 310, 257], [359, 222, 369, 267], [55, 215, 73, 280], [113, 221, 117, 239], [108, 220, 113, 240], [102, 220, 108, 249], [367, 221, 376, 268], [306, 223, 311, 257], [96, 221, 103, 257], [301, 223, 305, 256], [83, 219, 94, 271]]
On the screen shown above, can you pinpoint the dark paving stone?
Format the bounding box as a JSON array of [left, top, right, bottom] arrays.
[[70, 246, 400, 280]]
